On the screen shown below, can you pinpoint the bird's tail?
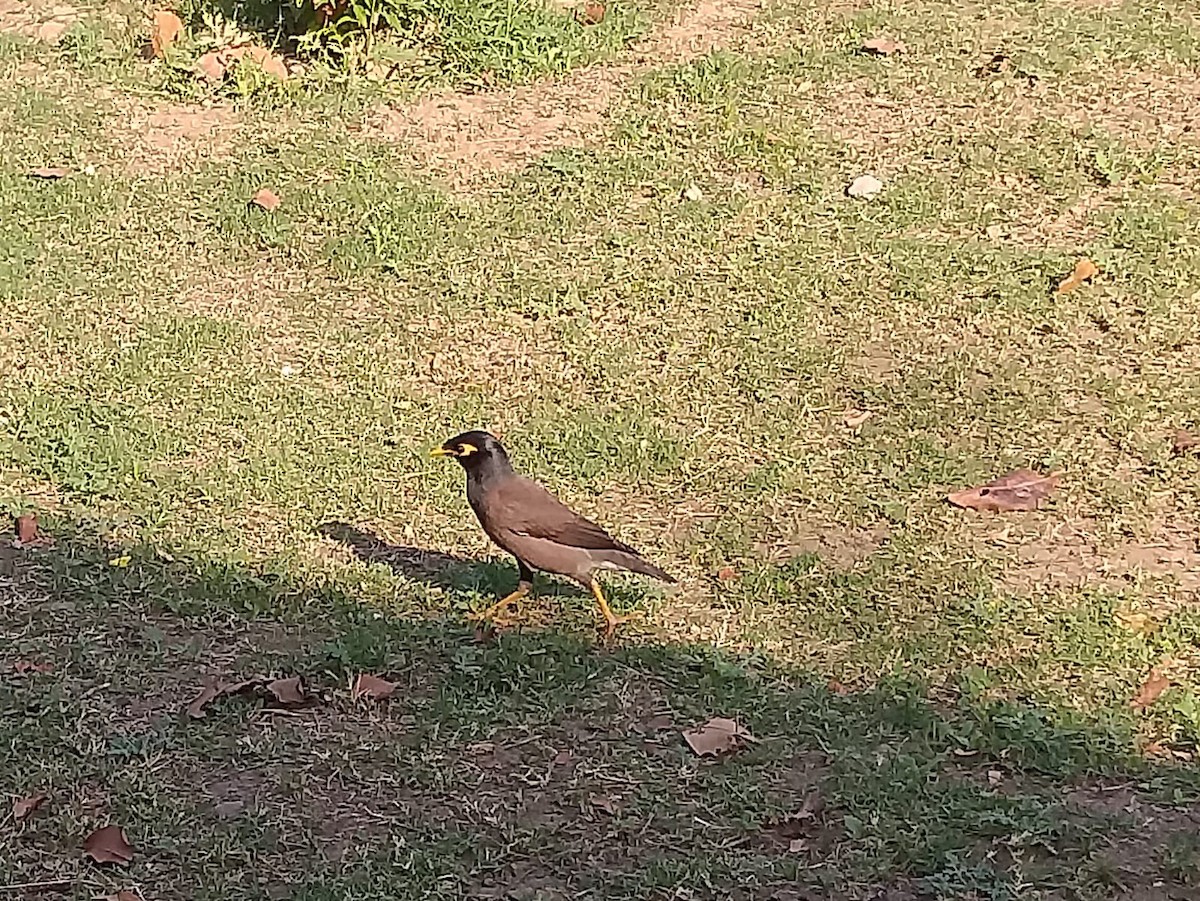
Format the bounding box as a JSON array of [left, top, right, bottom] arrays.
[[604, 550, 677, 584]]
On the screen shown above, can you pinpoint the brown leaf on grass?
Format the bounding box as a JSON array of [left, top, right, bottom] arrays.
[[83, 825, 135, 865], [861, 36, 906, 55], [185, 677, 265, 718], [102, 891, 141, 901], [28, 167, 70, 179], [266, 675, 306, 705], [196, 49, 225, 81], [1172, 429, 1198, 457], [947, 469, 1060, 512], [715, 565, 739, 582], [1056, 257, 1100, 294], [251, 187, 281, 211], [16, 513, 43, 545], [13, 793, 48, 822], [577, 1, 605, 24], [196, 44, 288, 82], [186, 681, 225, 719], [843, 408, 873, 429], [682, 717, 756, 757], [13, 660, 54, 675], [1132, 665, 1171, 709], [36, 19, 71, 42], [826, 679, 851, 695], [239, 45, 288, 80], [150, 10, 183, 57], [351, 673, 397, 701]]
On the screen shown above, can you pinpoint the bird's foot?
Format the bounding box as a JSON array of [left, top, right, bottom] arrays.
[[599, 611, 639, 645], [469, 586, 530, 628], [468, 602, 522, 628]]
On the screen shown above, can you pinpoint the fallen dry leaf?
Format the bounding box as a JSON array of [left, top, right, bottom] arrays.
[[196, 49, 225, 81], [13, 660, 55, 675], [577, 0, 605, 24], [13, 793, 48, 822], [36, 19, 71, 42], [826, 679, 851, 696], [1172, 429, 1198, 457], [682, 716, 756, 757], [715, 565, 739, 582], [861, 35, 906, 55], [251, 187, 281, 211], [28, 167, 70, 179], [1056, 257, 1100, 294], [239, 45, 288, 79], [351, 673, 397, 701], [1132, 665, 1171, 710], [105, 892, 140, 901], [186, 682, 224, 719], [987, 769, 1004, 787], [83, 825, 135, 865], [185, 676, 264, 718], [16, 513, 42, 544], [266, 675, 306, 705], [843, 408, 873, 429], [150, 9, 183, 57], [947, 469, 1060, 512], [196, 44, 288, 82]]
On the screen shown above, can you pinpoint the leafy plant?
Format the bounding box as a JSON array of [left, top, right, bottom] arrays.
[[176, 0, 636, 79]]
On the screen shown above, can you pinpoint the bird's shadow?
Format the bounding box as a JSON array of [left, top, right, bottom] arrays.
[[315, 522, 584, 599]]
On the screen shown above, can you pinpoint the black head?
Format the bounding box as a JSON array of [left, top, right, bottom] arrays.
[[430, 430, 510, 472]]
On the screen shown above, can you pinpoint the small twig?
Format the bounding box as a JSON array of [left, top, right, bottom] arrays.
[[0, 879, 74, 893]]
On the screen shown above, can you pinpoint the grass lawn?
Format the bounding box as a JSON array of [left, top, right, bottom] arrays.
[[3, 0, 1200, 897]]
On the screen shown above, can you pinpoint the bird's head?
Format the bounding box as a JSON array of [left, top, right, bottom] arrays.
[[430, 430, 509, 471]]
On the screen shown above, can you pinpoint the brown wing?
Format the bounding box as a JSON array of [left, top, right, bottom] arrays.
[[492, 476, 639, 554]]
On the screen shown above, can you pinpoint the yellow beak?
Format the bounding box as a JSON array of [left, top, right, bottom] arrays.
[[429, 447, 454, 457]]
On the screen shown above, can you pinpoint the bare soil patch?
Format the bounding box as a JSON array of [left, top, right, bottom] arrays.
[[0, 0, 78, 42], [363, 0, 761, 185], [755, 520, 890, 570], [998, 519, 1200, 594], [107, 99, 242, 176], [1059, 70, 1200, 148]]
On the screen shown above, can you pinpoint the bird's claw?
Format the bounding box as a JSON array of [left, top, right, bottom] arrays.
[[469, 601, 522, 628], [599, 612, 639, 645]]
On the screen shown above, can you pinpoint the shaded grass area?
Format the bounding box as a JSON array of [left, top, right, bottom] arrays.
[[4, 523, 1200, 900], [4, 0, 1200, 896]]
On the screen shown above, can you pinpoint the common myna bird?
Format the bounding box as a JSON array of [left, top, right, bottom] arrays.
[[431, 430, 675, 638]]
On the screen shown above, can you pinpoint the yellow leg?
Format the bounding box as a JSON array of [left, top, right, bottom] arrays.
[[590, 577, 634, 642], [470, 582, 530, 625]]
